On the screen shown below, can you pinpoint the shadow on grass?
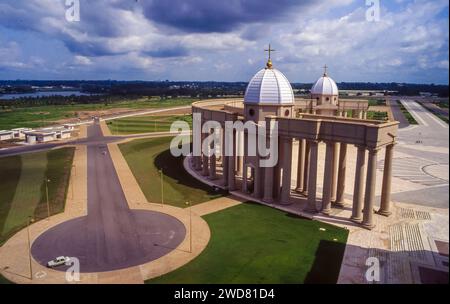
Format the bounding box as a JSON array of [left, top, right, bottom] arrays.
[[304, 239, 346, 284], [153, 146, 228, 198]]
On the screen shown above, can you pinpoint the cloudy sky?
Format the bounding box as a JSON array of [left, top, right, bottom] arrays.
[[0, 0, 448, 83]]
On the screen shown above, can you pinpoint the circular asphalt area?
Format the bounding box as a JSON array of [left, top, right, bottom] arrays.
[[31, 210, 186, 273]]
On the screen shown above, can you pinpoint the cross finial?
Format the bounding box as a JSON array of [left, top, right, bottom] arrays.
[[323, 64, 328, 76], [265, 44, 275, 60], [264, 44, 276, 69]]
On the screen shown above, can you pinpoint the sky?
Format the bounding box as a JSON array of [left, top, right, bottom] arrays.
[[0, 0, 448, 84]]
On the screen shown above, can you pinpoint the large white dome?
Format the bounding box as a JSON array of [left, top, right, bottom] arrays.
[[244, 68, 295, 104], [311, 75, 339, 96]]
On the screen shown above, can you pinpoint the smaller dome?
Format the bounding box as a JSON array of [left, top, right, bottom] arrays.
[[244, 68, 294, 104], [311, 74, 338, 96]]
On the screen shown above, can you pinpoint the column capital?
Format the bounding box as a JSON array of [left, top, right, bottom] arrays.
[[386, 142, 397, 148], [367, 147, 381, 155], [307, 139, 319, 145], [323, 140, 336, 146]]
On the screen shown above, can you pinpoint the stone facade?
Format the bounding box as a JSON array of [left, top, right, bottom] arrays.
[[192, 99, 398, 230]]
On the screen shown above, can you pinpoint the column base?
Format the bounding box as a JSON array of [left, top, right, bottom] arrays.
[[376, 209, 392, 217], [350, 216, 362, 223], [295, 187, 303, 193], [333, 201, 346, 208], [321, 209, 331, 215], [301, 190, 308, 196], [361, 222, 375, 230], [263, 198, 273, 204]]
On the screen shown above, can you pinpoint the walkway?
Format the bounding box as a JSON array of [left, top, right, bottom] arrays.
[[0, 120, 238, 284]]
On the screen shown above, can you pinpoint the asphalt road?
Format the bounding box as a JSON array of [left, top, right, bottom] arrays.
[[31, 123, 186, 272]]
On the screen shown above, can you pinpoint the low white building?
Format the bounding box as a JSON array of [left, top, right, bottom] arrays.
[[24, 126, 73, 144], [25, 130, 57, 143], [0, 130, 14, 141], [11, 127, 32, 139]]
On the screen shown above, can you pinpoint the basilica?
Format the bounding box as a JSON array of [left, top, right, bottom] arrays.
[[189, 48, 398, 229]]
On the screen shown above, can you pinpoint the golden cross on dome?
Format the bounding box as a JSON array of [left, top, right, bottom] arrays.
[[323, 64, 328, 76], [264, 44, 276, 69], [265, 44, 275, 59]]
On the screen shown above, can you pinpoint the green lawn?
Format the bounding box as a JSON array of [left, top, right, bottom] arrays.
[[147, 202, 348, 284], [366, 111, 388, 121], [368, 99, 386, 106], [0, 98, 196, 130], [0, 147, 75, 246], [0, 274, 12, 284], [107, 115, 192, 135], [118, 137, 225, 208]]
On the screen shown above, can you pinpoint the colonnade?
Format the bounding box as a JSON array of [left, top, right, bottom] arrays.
[[307, 109, 368, 119], [337, 109, 368, 119], [191, 117, 395, 230]]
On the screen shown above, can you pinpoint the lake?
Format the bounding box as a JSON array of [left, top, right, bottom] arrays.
[[0, 91, 97, 100]]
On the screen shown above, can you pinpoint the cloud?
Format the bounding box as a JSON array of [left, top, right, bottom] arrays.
[[0, 0, 447, 83], [141, 0, 314, 33]]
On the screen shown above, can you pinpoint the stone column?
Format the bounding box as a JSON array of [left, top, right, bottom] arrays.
[[331, 142, 339, 202], [281, 137, 293, 204], [363, 111, 368, 119], [236, 131, 243, 176], [362, 148, 378, 230], [378, 144, 394, 216], [321, 142, 334, 214], [201, 132, 209, 176], [304, 140, 319, 213], [227, 130, 236, 191], [242, 164, 248, 193], [209, 154, 217, 179], [253, 166, 261, 198], [209, 129, 217, 179], [343, 111, 348, 118], [351, 146, 366, 221], [295, 139, 305, 192], [302, 141, 311, 195], [358, 110, 363, 119], [335, 143, 347, 207], [222, 128, 229, 187], [263, 165, 274, 203]]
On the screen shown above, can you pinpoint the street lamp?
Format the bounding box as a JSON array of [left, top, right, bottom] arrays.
[[44, 178, 51, 220], [185, 201, 192, 253], [27, 216, 34, 280]]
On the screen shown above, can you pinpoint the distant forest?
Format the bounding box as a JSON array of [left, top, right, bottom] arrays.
[[0, 80, 448, 108]]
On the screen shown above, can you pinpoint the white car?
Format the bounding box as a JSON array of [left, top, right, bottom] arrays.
[[47, 256, 71, 268]]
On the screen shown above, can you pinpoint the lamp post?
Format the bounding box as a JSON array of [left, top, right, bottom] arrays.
[[27, 216, 34, 280], [185, 201, 192, 253], [45, 178, 51, 220]]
